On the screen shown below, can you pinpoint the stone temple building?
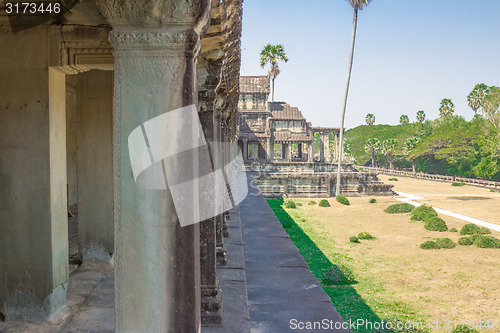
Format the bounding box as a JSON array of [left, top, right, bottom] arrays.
[[237, 76, 340, 163]]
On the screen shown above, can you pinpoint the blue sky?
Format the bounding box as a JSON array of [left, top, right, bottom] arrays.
[[240, 0, 500, 129]]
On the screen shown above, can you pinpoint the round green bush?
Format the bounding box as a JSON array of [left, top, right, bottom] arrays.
[[458, 236, 474, 246], [318, 199, 330, 207], [410, 204, 438, 221], [424, 216, 448, 232], [473, 235, 500, 248], [388, 178, 399, 181], [284, 200, 296, 209], [349, 236, 360, 243], [322, 265, 355, 285], [435, 238, 456, 249], [451, 325, 479, 333], [460, 223, 491, 235], [384, 203, 415, 214], [449, 228, 458, 232], [420, 240, 439, 249], [295, 202, 303, 206], [336, 195, 350, 206], [369, 198, 377, 204], [451, 182, 467, 186], [308, 200, 317, 205], [358, 232, 376, 240]]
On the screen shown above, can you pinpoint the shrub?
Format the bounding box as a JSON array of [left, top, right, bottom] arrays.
[[336, 195, 350, 206], [388, 178, 399, 181], [410, 204, 437, 221], [308, 200, 317, 205], [490, 189, 496, 192], [420, 241, 439, 249], [284, 200, 296, 209], [369, 198, 377, 203], [460, 223, 491, 235], [349, 236, 360, 243], [451, 182, 466, 186], [451, 325, 479, 333], [473, 235, 500, 248], [384, 203, 415, 214], [295, 202, 303, 206], [318, 199, 330, 207], [424, 216, 448, 232], [435, 238, 456, 249], [358, 232, 376, 240], [449, 228, 458, 232], [322, 265, 356, 285], [458, 236, 475, 246]]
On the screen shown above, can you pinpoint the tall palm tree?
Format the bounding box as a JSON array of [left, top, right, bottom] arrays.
[[439, 98, 455, 117], [365, 113, 375, 125], [404, 136, 420, 173], [399, 115, 409, 125], [467, 83, 489, 114], [260, 44, 288, 102], [335, 0, 372, 195], [381, 138, 398, 169], [364, 138, 380, 167], [416, 110, 426, 123]]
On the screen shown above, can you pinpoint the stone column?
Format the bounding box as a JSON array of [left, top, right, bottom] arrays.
[[298, 143, 303, 160], [319, 133, 325, 162], [309, 140, 314, 162], [324, 133, 330, 163], [287, 143, 292, 162], [334, 132, 339, 162], [96, 1, 211, 331], [243, 139, 248, 160], [269, 141, 274, 161], [266, 139, 272, 161]]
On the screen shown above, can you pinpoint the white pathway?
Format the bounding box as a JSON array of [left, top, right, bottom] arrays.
[[395, 191, 500, 233]]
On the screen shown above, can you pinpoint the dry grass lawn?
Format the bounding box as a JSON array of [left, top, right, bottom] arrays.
[[285, 193, 500, 332], [379, 174, 500, 225]]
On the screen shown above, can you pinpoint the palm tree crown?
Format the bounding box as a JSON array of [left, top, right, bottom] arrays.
[[439, 98, 455, 117], [467, 83, 489, 114], [365, 113, 375, 125], [416, 110, 425, 123], [260, 44, 288, 102], [348, 0, 372, 10]]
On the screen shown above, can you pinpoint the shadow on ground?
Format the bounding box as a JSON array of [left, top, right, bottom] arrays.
[[267, 198, 383, 332]]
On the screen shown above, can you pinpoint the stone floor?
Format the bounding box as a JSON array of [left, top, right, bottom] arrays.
[[0, 178, 348, 332]]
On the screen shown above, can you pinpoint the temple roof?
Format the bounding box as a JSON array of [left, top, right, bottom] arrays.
[[270, 102, 305, 120], [239, 76, 270, 93], [273, 130, 313, 142]]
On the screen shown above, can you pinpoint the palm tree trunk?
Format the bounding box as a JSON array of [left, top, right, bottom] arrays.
[[335, 5, 358, 195], [412, 158, 416, 173], [371, 150, 375, 167]]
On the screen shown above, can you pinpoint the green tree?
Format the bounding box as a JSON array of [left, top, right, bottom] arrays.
[[467, 83, 489, 114], [336, 0, 373, 195], [483, 86, 500, 128], [416, 110, 426, 123], [439, 98, 455, 117], [364, 138, 380, 167], [260, 44, 288, 102], [404, 136, 420, 173], [365, 113, 375, 125], [381, 138, 398, 169], [399, 115, 409, 125]]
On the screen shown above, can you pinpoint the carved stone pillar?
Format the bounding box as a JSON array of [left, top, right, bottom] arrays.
[[287, 143, 292, 162], [243, 138, 248, 160], [308, 141, 313, 162], [324, 133, 330, 163], [95, 1, 211, 331], [319, 134, 325, 162], [266, 139, 272, 161]]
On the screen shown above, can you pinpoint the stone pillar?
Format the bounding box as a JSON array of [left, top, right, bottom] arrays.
[[309, 140, 314, 162], [334, 132, 339, 162], [287, 143, 292, 162], [324, 133, 330, 163], [243, 139, 248, 160], [76, 70, 114, 262], [266, 139, 272, 161], [319, 134, 325, 162], [0, 30, 69, 319], [96, 0, 211, 331], [298, 143, 303, 160], [269, 141, 274, 161]]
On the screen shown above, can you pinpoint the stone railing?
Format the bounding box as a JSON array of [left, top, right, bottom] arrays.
[[360, 166, 500, 190]]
